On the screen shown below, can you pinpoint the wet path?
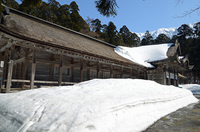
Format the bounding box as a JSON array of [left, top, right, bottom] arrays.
[[144, 96, 200, 132]]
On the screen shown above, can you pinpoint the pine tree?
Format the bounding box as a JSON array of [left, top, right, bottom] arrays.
[[177, 24, 193, 39], [95, 0, 118, 17], [0, 0, 19, 13], [91, 19, 102, 33], [119, 25, 139, 47], [155, 33, 170, 43], [141, 30, 153, 45], [106, 21, 118, 45]]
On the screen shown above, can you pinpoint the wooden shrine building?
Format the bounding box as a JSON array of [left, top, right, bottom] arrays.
[[147, 41, 194, 86], [0, 5, 147, 93]]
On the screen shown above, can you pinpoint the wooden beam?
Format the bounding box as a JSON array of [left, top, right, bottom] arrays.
[[58, 54, 63, 86], [10, 79, 77, 85], [30, 50, 36, 89], [13, 40, 140, 70], [6, 46, 15, 93], [0, 40, 13, 52]]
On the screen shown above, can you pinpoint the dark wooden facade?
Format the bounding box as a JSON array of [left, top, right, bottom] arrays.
[[0, 5, 147, 93]]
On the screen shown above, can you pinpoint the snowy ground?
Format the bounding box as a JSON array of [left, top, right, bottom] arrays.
[[0, 79, 198, 132], [180, 84, 200, 95]]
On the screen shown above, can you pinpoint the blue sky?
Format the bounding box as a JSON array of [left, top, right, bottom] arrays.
[[16, 0, 200, 33]]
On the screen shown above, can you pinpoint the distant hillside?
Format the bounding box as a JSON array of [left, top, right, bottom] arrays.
[[136, 24, 194, 39]]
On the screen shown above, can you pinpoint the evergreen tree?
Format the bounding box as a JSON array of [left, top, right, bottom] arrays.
[[91, 19, 102, 33], [106, 21, 118, 45], [155, 33, 170, 43], [119, 25, 139, 47], [193, 22, 200, 38], [95, 0, 118, 17], [177, 24, 193, 39], [69, 1, 88, 32], [19, 0, 42, 13], [141, 30, 153, 45], [0, 0, 19, 13]]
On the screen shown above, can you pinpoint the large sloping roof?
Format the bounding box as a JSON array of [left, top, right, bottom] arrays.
[[115, 43, 173, 68], [0, 4, 144, 68]]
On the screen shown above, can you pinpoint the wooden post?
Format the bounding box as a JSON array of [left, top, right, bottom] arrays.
[[30, 50, 36, 89], [49, 64, 54, 81], [121, 66, 124, 78], [6, 46, 15, 93], [49, 54, 55, 81], [80, 58, 83, 82], [110, 64, 114, 78], [87, 62, 90, 80], [70, 58, 74, 82], [137, 69, 140, 79], [0, 53, 1, 92], [58, 54, 63, 86], [143, 70, 147, 79], [168, 69, 171, 85], [174, 70, 176, 86], [130, 68, 133, 79], [1, 49, 8, 90], [97, 62, 100, 78], [22, 49, 29, 89], [177, 70, 179, 85]]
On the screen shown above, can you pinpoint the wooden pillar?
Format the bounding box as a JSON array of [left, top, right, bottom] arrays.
[[6, 46, 15, 93], [22, 49, 29, 89], [137, 69, 140, 79], [110, 64, 114, 78], [97, 62, 100, 78], [121, 66, 124, 78], [0, 53, 2, 93], [87, 62, 90, 80], [174, 70, 176, 86], [143, 70, 147, 79], [1, 49, 8, 90], [58, 54, 63, 86], [49, 64, 54, 81], [177, 70, 179, 85], [30, 50, 36, 89], [168, 69, 171, 85], [49, 54, 55, 81], [70, 58, 74, 82], [80, 58, 83, 82]]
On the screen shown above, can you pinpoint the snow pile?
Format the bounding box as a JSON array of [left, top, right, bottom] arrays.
[[180, 84, 200, 95], [114, 43, 173, 68], [0, 79, 198, 132]]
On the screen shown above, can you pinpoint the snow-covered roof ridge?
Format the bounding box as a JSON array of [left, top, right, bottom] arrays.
[[114, 43, 174, 68]]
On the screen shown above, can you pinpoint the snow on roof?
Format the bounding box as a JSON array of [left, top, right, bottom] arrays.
[[114, 43, 174, 68], [0, 79, 198, 132]]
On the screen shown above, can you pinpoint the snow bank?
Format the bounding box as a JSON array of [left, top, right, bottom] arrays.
[[0, 79, 198, 132], [114, 43, 173, 68], [180, 84, 200, 95]]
